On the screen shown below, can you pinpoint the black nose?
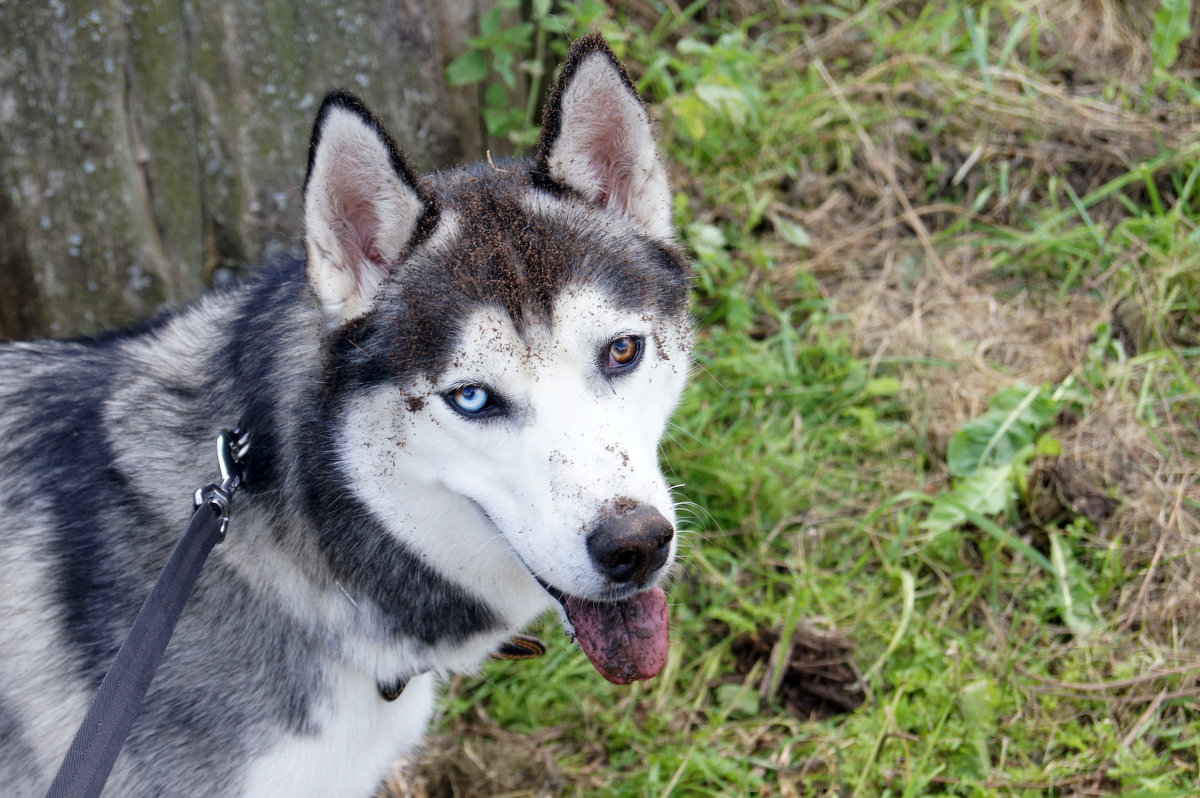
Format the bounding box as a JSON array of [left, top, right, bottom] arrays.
[[586, 504, 674, 585]]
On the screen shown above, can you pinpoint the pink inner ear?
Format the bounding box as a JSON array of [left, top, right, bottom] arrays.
[[569, 83, 652, 221], [593, 152, 638, 218], [344, 203, 387, 267], [583, 120, 638, 216], [329, 175, 392, 289], [538, 45, 671, 239]]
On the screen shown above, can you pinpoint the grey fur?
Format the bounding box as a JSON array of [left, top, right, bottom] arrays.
[[0, 34, 691, 798]]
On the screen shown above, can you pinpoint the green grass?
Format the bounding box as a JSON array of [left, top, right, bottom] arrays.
[[406, 2, 1200, 796]]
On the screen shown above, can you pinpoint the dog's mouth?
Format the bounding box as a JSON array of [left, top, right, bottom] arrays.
[[540, 580, 670, 685], [465, 499, 671, 683]]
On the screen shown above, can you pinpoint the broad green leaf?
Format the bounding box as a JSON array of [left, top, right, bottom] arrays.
[[1035, 433, 1063, 457], [484, 82, 509, 108], [493, 48, 517, 88], [714, 682, 760, 717], [479, 7, 502, 38], [677, 37, 711, 56], [946, 384, 1061, 476], [866, 376, 902, 397], [921, 464, 1015, 533], [960, 679, 997, 778], [1050, 531, 1100, 637], [499, 23, 535, 48], [959, 679, 996, 728], [675, 94, 708, 140], [483, 106, 523, 138], [446, 50, 489, 86], [696, 83, 750, 127], [687, 222, 727, 257]]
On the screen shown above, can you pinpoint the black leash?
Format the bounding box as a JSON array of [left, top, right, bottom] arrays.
[[45, 429, 248, 798]]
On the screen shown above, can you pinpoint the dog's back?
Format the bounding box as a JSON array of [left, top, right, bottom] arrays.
[[0, 274, 332, 795]]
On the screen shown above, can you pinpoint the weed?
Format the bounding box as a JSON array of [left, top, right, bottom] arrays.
[[446, 0, 608, 150]]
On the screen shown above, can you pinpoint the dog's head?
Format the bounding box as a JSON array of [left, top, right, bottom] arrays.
[[301, 35, 691, 683]]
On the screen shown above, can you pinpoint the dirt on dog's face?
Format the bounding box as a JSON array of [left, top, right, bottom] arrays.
[[303, 37, 692, 684], [337, 279, 688, 681]]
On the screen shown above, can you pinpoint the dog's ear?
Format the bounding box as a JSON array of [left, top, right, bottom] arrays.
[[534, 35, 673, 240], [303, 91, 437, 323]]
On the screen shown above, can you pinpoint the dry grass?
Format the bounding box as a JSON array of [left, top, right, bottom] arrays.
[[846, 257, 1100, 448], [383, 709, 605, 798], [842, 237, 1200, 637], [1060, 389, 1200, 639]]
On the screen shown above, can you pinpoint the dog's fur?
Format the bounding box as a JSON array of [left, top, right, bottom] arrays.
[[0, 35, 692, 797]]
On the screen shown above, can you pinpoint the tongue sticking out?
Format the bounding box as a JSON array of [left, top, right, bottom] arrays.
[[564, 586, 670, 684]]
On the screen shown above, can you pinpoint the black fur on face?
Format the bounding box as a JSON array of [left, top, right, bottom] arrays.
[[324, 166, 691, 396]]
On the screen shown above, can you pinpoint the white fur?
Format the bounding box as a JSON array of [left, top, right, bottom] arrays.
[[544, 53, 674, 240], [304, 107, 426, 323], [338, 286, 688, 608], [241, 672, 436, 798]]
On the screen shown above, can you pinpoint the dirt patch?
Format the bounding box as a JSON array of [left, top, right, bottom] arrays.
[[729, 619, 865, 720]]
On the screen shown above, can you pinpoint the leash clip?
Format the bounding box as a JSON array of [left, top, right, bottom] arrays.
[[193, 428, 249, 541]]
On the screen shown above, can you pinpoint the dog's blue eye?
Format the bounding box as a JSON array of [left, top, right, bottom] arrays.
[[450, 385, 490, 414]]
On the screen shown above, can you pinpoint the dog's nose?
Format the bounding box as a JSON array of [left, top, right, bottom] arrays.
[[586, 504, 674, 585]]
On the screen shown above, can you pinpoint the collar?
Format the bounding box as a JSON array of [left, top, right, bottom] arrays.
[[376, 633, 546, 701]]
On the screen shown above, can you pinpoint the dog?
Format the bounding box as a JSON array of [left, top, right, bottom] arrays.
[[0, 34, 692, 797]]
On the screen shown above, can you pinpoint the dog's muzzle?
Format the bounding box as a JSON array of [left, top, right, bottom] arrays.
[[538, 501, 674, 685]]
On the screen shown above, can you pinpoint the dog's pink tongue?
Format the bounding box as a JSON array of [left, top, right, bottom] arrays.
[[565, 587, 669, 684]]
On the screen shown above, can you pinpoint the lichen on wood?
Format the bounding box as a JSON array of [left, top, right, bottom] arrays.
[[0, 0, 488, 339]]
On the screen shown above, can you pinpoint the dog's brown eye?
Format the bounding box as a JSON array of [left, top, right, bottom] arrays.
[[606, 336, 642, 372]]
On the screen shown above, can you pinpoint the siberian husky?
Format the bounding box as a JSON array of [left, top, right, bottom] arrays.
[[0, 33, 693, 797]]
